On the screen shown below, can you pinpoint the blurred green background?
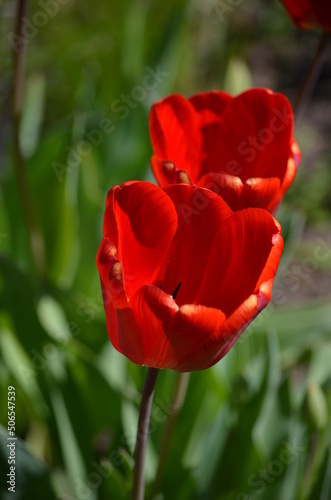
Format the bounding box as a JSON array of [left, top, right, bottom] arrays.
[[1, 0, 331, 499]]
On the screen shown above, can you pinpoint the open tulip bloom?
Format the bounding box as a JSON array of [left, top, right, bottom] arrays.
[[97, 181, 283, 372], [149, 88, 301, 214]]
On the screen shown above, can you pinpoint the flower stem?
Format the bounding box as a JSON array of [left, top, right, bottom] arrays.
[[132, 367, 159, 500], [151, 372, 190, 498], [294, 31, 330, 122], [13, 0, 46, 277]]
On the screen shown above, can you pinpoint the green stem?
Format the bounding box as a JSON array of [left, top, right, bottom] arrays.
[[132, 368, 159, 500], [13, 0, 46, 277], [294, 31, 330, 122], [151, 372, 190, 498]]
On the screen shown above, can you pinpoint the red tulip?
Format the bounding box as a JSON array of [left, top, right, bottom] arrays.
[[280, 0, 331, 31], [97, 181, 283, 372], [149, 88, 300, 214]]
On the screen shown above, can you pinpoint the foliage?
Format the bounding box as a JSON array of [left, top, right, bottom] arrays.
[[0, 0, 331, 499]]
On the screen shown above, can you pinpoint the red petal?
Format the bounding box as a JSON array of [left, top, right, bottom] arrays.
[[106, 182, 178, 299], [98, 274, 120, 352], [96, 245, 146, 366], [97, 239, 128, 309], [209, 89, 294, 182], [166, 304, 227, 371], [151, 156, 177, 186], [189, 91, 232, 126], [281, 0, 313, 28], [195, 208, 283, 316], [197, 173, 282, 212], [128, 288, 272, 372], [279, 140, 300, 200], [129, 285, 179, 367], [280, 0, 331, 30], [149, 95, 202, 183], [169, 295, 263, 371], [189, 91, 233, 175], [103, 185, 120, 249], [97, 247, 164, 366], [254, 229, 283, 301], [241, 177, 282, 212], [97, 239, 137, 363], [114, 307, 146, 365], [197, 172, 244, 210], [151, 155, 193, 186], [202, 291, 269, 370], [158, 292, 268, 372], [157, 184, 233, 306]]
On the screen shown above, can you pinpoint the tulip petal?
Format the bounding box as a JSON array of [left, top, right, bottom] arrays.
[[280, 0, 331, 30], [98, 280, 179, 367], [197, 172, 243, 210], [151, 156, 193, 186], [280, 140, 300, 196], [189, 91, 232, 126], [97, 238, 128, 309], [129, 285, 179, 367], [166, 304, 227, 371], [168, 296, 259, 371], [153, 290, 270, 372], [197, 172, 282, 212], [195, 208, 283, 316], [103, 185, 120, 249], [204, 88, 294, 182], [97, 238, 143, 363], [190, 91, 233, 173], [98, 275, 120, 352], [104, 182, 178, 300], [151, 156, 177, 186], [157, 184, 233, 306], [202, 291, 268, 370], [241, 177, 282, 212], [149, 95, 203, 183]]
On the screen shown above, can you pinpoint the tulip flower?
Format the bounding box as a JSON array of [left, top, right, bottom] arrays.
[[280, 0, 331, 31], [97, 181, 283, 372], [149, 88, 300, 214]]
